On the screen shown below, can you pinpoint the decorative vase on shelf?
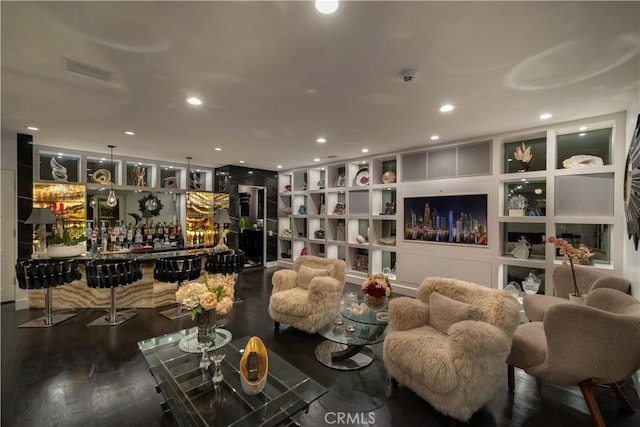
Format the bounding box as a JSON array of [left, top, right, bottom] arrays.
[[521, 271, 541, 294], [364, 294, 386, 309]]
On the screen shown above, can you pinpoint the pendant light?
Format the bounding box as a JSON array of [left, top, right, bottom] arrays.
[[185, 156, 192, 207], [106, 145, 118, 207]]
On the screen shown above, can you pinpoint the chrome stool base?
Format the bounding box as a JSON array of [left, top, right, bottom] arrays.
[[159, 305, 191, 320], [87, 309, 138, 326], [20, 311, 77, 328]]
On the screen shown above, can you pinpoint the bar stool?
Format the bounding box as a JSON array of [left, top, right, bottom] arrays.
[[86, 259, 143, 326], [15, 258, 81, 327], [154, 254, 202, 320], [205, 249, 245, 302]]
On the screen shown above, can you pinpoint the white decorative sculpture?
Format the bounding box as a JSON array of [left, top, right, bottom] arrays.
[[562, 155, 604, 169]]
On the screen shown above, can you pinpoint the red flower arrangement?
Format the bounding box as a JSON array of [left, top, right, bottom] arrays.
[[362, 273, 392, 298]]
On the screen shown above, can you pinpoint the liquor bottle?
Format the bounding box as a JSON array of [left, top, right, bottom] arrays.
[[101, 230, 108, 252], [126, 224, 133, 243]]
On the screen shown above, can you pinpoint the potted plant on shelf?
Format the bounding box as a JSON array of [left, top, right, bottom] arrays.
[[545, 236, 594, 304]]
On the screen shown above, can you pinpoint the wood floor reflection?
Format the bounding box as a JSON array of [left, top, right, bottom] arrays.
[[2, 267, 639, 426]]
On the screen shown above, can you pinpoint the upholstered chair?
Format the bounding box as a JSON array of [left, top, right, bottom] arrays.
[[508, 288, 640, 427], [268, 256, 346, 334], [523, 264, 631, 321], [383, 277, 520, 422]]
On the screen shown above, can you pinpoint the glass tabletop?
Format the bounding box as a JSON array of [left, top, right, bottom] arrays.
[[316, 313, 387, 346], [138, 330, 327, 427], [339, 299, 389, 325]]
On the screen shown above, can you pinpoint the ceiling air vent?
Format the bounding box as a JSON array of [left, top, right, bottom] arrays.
[[64, 58, 113, 82], [326, 155, 338, 159]]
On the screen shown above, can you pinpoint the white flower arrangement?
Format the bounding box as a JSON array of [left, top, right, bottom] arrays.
[[175, 272, 235, 320], [507, 194, 528, 210]]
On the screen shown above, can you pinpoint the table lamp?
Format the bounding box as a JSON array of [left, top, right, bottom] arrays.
[[213, 208, 231, 251], [25, 207, 57, 257]]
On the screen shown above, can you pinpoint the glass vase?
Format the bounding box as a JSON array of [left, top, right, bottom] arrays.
[[364, 294, 386, 309], [196, 310, 215, 368]]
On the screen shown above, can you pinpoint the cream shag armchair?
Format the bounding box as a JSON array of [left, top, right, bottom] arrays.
[[523, 264, 631, 322], [383, 277, 520, 422], [269, 256, 346, 334], [508, 288, 640, 427]]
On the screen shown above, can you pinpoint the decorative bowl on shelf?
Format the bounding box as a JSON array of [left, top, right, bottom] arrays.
[[381, 171, 396, 184], [355, 168, 369, 186]]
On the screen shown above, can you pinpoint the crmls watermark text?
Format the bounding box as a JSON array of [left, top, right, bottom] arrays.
[[323, 412, 376, 425]]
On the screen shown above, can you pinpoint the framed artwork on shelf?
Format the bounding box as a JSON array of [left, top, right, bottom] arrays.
[[352, 254, 368, 272], [332, 203, 345, 215], [335, 175, 346, 187], [404, 194, 488, 246]]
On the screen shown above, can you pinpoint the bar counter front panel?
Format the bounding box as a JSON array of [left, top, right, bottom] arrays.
[[24, 247, 220, 310]]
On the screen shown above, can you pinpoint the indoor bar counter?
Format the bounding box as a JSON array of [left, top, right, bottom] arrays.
[[20, 247, 221, 310]]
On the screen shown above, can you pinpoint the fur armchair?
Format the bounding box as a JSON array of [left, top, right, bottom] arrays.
[[523, 264, 631, 321], [383, 277, 520, 422], [268, 256, 346, 334]]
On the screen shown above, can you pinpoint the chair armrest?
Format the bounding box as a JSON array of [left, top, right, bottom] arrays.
[[540, 304, 640, 383], [447, 321, 512, 360], [586, 288, 640, 314], [272, 270, 298, 293], [388, 297, 429, 331], [590, 276, 631, 294]]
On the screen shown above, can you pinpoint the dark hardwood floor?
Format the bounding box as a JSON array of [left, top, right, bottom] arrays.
[[2, 267, 639, 426]]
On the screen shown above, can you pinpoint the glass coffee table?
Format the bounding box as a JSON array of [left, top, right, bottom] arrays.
[[138, 328, 327, 426], [315, 300, 388, 370]]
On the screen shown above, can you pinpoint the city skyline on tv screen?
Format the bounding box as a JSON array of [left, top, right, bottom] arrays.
[[404, 194, 488, 245]]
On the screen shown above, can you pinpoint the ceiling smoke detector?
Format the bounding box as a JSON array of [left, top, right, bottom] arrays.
[[400, 69, 417, 82]]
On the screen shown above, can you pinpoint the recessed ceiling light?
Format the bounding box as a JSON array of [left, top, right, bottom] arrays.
[[248, 171, 254, 174], [439, 104, 454, 113], [430, 135, 439, 141], [277, 165, 283, 169], [520, 178, 526, 182], [539, 112, 552, 120], [58, 152, 63, 156], [315, 0, 339, 15], [214, 147, 222, 151], [124, 130, 135, 136], [26, 126, 39, 131], [579, 126, 587, 131], [579, 132, 586, 136], [321, 167, 325, 171], [239, 160, 245, 164], [314, 158, 321, 162], [101, 158, 106, 161], [316, 137, 327, 143], [362, 148, 369, 153], [186, 96, 202, 106]]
